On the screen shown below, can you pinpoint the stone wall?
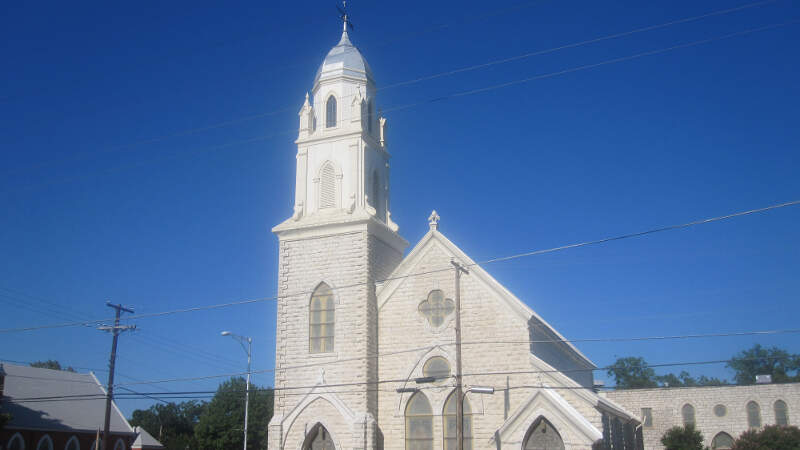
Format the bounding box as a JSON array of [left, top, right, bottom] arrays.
[[605, 383, 800, 449]]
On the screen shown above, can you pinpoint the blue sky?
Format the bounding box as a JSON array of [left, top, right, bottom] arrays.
[[1, 0, 798, 416]]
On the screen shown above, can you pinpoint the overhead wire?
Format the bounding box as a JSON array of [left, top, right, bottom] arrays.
[[1, 197, 797, 334], [2, 0, 784, 185]]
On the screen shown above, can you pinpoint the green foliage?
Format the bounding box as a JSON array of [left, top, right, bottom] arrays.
[[732, 425, 800, 449], [30, 360, 76, 372], [129, 400, 206, 450], [0, 412, 12, 430], [727, 344, 800, 385], [608, 357, 658, 388], [660, 424, 705, 450], [194, 377, 274, 450], [656, 371, 727, 388]]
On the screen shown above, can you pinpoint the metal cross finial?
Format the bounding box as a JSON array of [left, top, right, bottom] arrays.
[[428, 210, 440, 230], [337, 0, 354, 32]]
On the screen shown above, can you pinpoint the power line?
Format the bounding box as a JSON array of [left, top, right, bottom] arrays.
[[3, 0, 781, 183], [1, 198, 798, 334], [8, 354, 795, 403]]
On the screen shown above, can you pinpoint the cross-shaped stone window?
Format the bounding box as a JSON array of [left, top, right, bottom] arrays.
[[418, 289, 455, 327]]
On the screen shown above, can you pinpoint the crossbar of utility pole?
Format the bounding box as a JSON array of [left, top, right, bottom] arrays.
[[451, 259, 469, 450], [99, 301, 135, 450]]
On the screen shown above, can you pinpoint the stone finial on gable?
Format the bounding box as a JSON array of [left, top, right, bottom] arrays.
[[428, 210, 440, 231]]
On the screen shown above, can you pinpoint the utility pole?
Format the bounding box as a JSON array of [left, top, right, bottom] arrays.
[[98, 302, 135, 450], [451, 259, 469, 450]]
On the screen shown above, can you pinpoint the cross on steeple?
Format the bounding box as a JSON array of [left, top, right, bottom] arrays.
[[337, 0, 355, 32]]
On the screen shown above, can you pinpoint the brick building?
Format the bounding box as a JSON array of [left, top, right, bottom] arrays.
[[0, 363, 135, 450]]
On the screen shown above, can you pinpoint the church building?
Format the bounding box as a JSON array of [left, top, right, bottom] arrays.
[[268, 23, 641, 450]]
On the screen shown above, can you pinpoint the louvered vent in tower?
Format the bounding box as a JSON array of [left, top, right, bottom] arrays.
[[320, 162, 336, 209]]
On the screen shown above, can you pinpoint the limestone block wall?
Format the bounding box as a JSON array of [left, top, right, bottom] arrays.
[[377, 238, 605, 449], [272, 229, 372, 449], [605, 383, 800, 449]]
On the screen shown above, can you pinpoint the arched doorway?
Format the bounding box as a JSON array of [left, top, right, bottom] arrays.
[[523, 417, 565, 450], [303, 423, 336, 450]]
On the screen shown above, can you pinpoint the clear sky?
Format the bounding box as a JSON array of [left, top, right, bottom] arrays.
[[1, 0, 798, 417]]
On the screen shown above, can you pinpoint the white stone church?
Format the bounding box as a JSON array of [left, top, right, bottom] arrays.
[[267, 25, 642, 450]]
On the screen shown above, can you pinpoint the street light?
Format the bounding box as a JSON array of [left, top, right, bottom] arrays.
[[221, 331, 252, 450]]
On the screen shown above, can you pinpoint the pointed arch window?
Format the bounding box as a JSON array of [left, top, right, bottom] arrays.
[[747, 401, 761, 429], [523, 417, 565, 450], [303, 423, 335, 450], [443, 390, 473, 450], [65, 436, 80, 450], [682, 403, 695, 426], [113, 439, 125, 450], [319, 162, 337, 209], [309, 283, 334, 353], [7, 433, 25, 450], [405, 392, 433, 450], [711, 432, 734, 449], [89, 441, 103, 450], [775, 399, 789, 426], [36, 436, 53, 450], [326, 95, 337, 128]]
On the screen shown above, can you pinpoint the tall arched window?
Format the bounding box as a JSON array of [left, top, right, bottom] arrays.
[[711, 432, 734, 450], [303, 423, 335, 450], [319, 162, 336, 209], [36, 436, 53, 450], [326, 95, 337, 128], [405, 392, 433, 450], [523, 417, 565, 450], [443, 390, 472, 450], [89, 440, 103, 450], [65, 436, 80, 450], [682, 403, 696, 426], [747, 401, 761, 429], [113, 439, 125, 450], [775, 399, 789, 426], [7, 433, 25, 450], [309, 283, 334, 353]]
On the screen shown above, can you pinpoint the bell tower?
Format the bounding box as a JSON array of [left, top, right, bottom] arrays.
[[269, 24, 407, 450]]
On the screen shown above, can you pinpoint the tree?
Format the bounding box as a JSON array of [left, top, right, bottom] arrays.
[[608, 357, 658, 388], [727, 344, 800, 385], [129, 400, 206, 450], [732, 425, 800, 449], [0, 412, 11, 430], [194, 377, 274, 450], [30, 360, 76, 372], [656, 371, 727, 387], [660, 424, 704, 450]]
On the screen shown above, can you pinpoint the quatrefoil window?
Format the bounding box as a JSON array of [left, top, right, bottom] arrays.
[[418, 289, 455, 327]]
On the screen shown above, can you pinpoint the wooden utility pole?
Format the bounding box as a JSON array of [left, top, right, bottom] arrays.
[[451, 259, 469, 450], [99, 302, 135, 450]]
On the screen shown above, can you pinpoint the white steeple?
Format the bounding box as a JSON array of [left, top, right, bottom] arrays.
[[276, 26, 400, 236]]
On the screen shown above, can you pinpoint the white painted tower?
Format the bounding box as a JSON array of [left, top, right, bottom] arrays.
[[269, 24, 407, 450]]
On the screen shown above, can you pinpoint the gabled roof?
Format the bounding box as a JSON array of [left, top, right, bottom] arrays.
[[377, 228, 596, 369], [133, 426, 165, 449], [0, 363, 133, 434]]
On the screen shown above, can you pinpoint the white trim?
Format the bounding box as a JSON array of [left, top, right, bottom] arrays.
[[64, 436, 81, 450], [89, 372, 134, 433], [490, 386, 602, 446], [36, 435, 53, 450], [8, 432, 25, 450], [281, 390, 356, 445], [376, 229, 596, 369]]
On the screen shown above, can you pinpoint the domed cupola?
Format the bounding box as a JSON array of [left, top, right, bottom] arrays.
[[313, 29, 374, 89]]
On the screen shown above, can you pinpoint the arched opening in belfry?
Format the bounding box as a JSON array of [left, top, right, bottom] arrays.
[[303, 423, 336, 450], [522, 416, 565, 450]]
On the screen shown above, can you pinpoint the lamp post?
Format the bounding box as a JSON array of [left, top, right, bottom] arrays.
[[221, 331, 252, 450]]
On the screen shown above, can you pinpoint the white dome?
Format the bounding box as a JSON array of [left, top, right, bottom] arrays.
[[313, 31, 373, 87]]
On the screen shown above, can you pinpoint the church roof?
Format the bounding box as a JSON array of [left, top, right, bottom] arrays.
[[313, 30, 373, 87], [0, 363, 134, 434], [133, 426, 165, 449], [377, 227, 597, 370]]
